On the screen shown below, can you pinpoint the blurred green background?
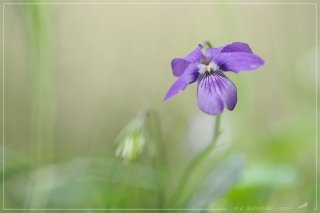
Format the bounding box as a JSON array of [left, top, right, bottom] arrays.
[[1, 0, 318, 212]]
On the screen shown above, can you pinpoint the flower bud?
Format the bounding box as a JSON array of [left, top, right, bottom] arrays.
[[115, 111, 153, 164]]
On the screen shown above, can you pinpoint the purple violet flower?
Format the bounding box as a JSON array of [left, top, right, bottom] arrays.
[[163, 42, 265, 115]]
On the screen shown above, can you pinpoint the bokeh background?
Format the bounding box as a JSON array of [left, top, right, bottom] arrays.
[[1, 0, 319, 212]]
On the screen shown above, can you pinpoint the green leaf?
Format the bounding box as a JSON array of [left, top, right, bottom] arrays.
[[186, 153, 245, 210]]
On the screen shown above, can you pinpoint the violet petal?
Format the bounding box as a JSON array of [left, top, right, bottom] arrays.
[[214, 52, 264, 73], [197, 71, 237, 115], [220, 42, 253, 54], [205, 46, 226, 61], [163, 65, 199, 101], [171, 58, 191, 77], [206, 42, 253, 60], [171, 44, 205, 77]]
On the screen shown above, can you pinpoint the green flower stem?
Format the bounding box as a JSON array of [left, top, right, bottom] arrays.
[[205, 41, 213, 48], [171, 114, 222, 207]]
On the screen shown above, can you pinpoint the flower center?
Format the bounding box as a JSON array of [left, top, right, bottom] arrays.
[[206, 65, 211, 72], [198, 61, 219, 75], [205, 61, 219, 73]]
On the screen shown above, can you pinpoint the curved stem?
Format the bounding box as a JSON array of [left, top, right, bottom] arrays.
[[205, 41, 213, 48], [171, 114, 222, 207]]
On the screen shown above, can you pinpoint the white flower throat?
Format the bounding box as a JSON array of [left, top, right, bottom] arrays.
[[198, 61, 219, 74]]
